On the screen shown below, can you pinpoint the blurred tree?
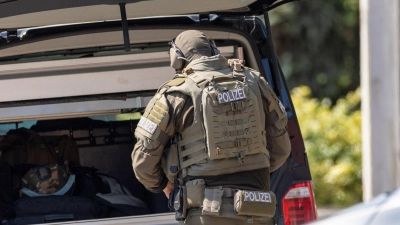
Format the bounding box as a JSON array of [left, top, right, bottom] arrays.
[[269, 0, 359, 102], [292, 86, 362, 206]]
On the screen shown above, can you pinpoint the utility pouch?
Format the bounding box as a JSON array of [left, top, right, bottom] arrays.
[[168, 179, 187, 221], [202, 186, 223, 216], [234, 190, 276, 217], [162, 144, 180, 183], [186, 179, 205, 208], [234, 190, 276, 218]]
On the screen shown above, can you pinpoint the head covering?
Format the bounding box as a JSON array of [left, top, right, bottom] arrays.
[[22, 164, 70, 195], [174, 30, 212, 63]]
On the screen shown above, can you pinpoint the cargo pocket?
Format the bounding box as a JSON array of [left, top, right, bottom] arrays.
[[267, 88, 287, 132], [161, 144, 180, 182], [273, 117, 287, 133]]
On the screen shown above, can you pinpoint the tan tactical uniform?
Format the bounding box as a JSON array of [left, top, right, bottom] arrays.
[[132, 55, 290, 224]]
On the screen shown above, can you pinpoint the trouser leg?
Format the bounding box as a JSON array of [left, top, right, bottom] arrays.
[[181, 215, 273, 225]]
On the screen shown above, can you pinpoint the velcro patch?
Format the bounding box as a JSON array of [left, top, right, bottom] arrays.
[[278, 101, 286, 113], [217, 88, 246, 104], [138, 117, 158, 134], [243, 191, 272, 203]]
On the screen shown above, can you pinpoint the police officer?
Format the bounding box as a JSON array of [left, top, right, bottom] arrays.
[[132, 30, 291, 224]]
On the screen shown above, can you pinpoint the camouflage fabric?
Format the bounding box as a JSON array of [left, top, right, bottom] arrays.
[[22, 164, 68, 194]]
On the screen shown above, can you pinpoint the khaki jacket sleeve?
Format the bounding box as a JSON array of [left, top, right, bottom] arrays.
[[131, 91, 187, 193], [258, 77, 291, 172]]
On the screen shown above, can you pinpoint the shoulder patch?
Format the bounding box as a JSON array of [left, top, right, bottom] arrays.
[[137, 117, 158, 134]]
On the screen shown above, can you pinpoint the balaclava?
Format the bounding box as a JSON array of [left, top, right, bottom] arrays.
[[174, 30, 212, 65]]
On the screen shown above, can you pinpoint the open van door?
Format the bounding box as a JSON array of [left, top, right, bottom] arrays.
[[0, 0, 298, 30], [0, 0, 316, 225]]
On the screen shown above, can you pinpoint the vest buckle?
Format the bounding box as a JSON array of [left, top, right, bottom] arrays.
[[231, 102, 238, 111], [228, 59, 244, 72], [236, 151, 245, 165], [231, 100, 246, 112]]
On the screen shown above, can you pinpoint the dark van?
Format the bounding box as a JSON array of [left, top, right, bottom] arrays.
[[0, 1, 317, 224]]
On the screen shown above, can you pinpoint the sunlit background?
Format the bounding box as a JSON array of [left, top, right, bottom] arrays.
[[269, 0, 361, 210]]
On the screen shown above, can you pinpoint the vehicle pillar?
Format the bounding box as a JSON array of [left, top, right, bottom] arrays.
[[360, 0, 400, 201]]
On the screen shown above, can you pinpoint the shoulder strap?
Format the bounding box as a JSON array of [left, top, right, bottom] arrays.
[[164, 76, 188, 87], [187, 73, 207, 87]]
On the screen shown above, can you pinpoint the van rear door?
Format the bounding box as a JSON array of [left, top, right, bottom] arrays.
[[0, 0, 290, 30]]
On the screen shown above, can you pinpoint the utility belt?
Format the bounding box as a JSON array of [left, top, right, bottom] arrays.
[[168, 179, 276, 221]]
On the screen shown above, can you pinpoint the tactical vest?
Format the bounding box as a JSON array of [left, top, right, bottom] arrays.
[[167, 61, 270, 177]]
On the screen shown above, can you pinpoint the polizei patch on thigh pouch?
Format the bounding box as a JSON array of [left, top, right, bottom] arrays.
[[137, 117, 158, 134], [243, 191, 272, 203], [217, 88, 246, 104], [234, 190, 276, 217]]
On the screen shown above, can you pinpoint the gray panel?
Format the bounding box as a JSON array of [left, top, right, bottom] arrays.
[[0, 96, 152, 123], [0, 0, 257, 29]]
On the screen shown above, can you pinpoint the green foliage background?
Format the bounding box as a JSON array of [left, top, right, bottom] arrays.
[[291, 86, 362, 206], [268, 0, 362, 206], [270, 0, 359, 103]]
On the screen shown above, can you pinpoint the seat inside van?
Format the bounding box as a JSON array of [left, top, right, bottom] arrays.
[[0, 115, 170, 216]]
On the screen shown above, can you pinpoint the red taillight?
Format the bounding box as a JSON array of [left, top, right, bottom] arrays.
[[282, 181, 318, 225]]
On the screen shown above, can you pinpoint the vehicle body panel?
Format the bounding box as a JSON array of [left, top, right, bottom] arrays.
[[0, 0, 288, 30], [46, 213, 177, 225], [308, 188, 400, 225], [0, 3, 314, 224]]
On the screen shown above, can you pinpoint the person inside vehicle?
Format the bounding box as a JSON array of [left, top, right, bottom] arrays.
[[132, 30, 291, 224]]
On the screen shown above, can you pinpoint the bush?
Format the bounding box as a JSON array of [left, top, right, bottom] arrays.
[[270, 0, 360, 102], [291, 86, 362, 206]]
